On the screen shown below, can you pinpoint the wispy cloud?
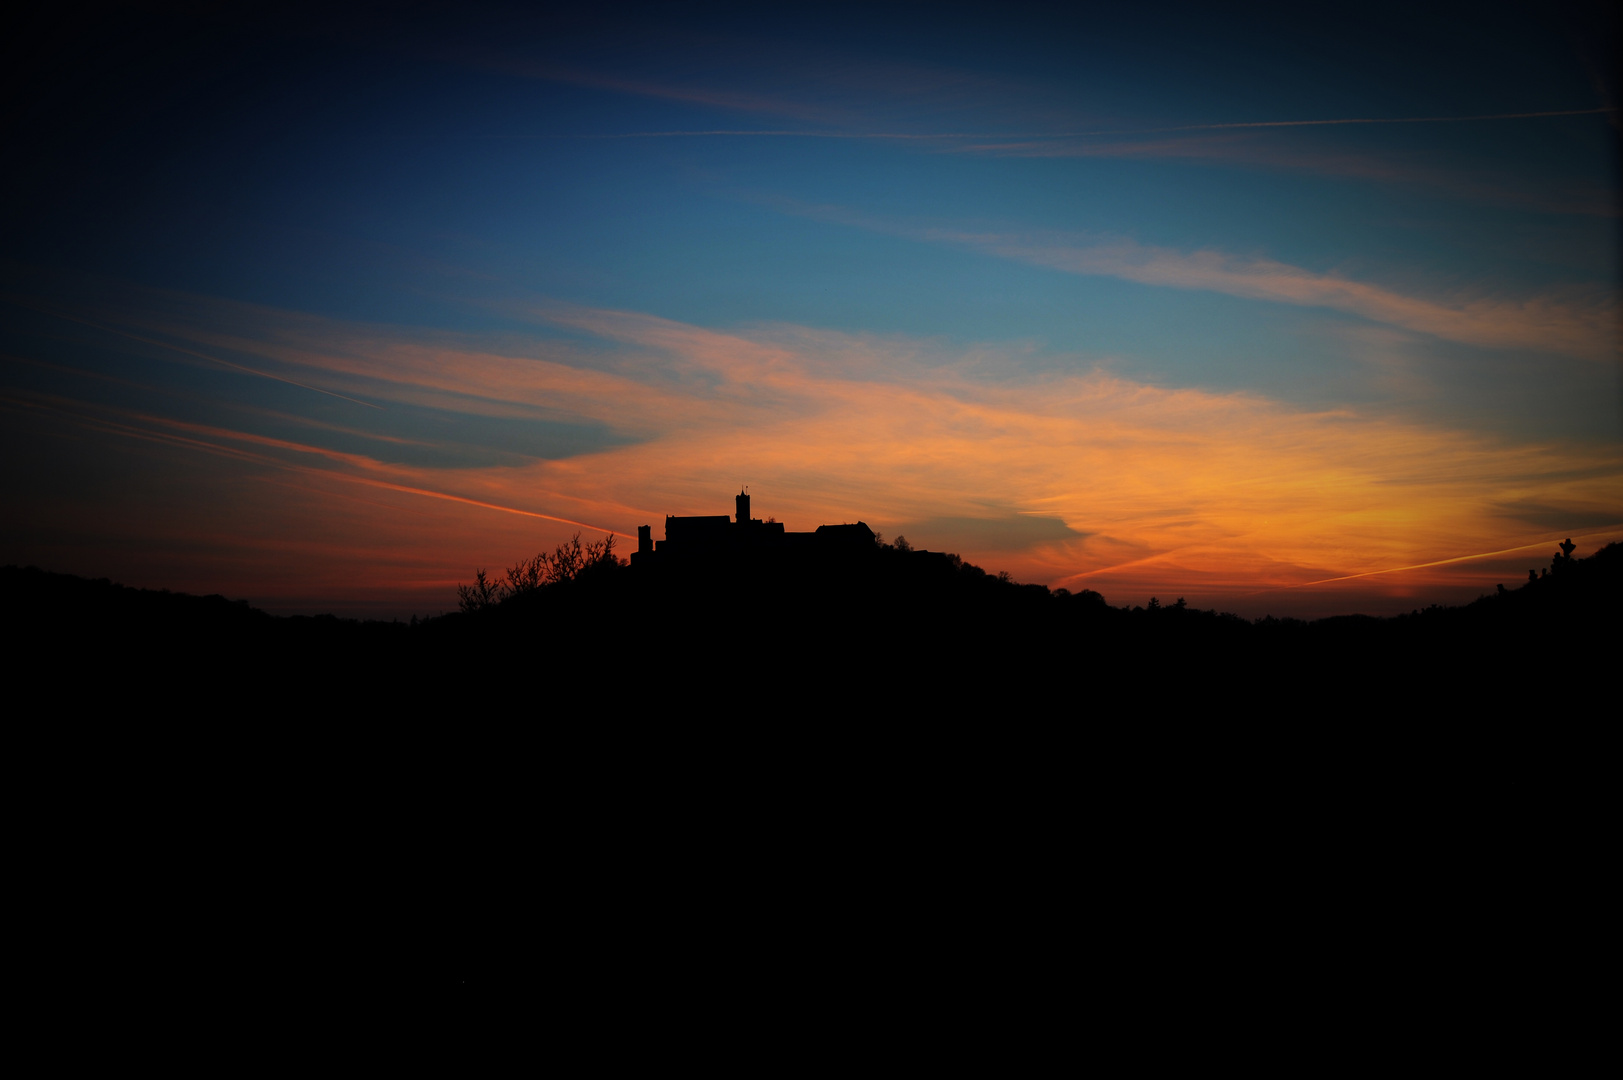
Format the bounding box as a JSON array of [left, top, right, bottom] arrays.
[[960, 235, 1618, 359], [1078, 107, 1618, 134], [427, 31, 1620, 218], [751, 198, 1619, 360], [21, 293, 1616, 616], [949, 130, 1619, 218], [514, 64, 844, 125], [4, 297, 386, 407], [546, 106, 1617, 141], [2, 386, 622, 533]]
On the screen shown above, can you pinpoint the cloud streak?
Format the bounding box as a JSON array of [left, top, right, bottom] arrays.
[[19, 293, 1614, 617], [753, 197, 1618, 359], [949, 131, 1619, 218], [547, 106, 1618, 141], [959, 234, 1617, 359], [3, 387, 621, 535], [9, 299, 387, 408]]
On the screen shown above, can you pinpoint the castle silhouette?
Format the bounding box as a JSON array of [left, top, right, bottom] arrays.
[[631, 490, 875, 566]]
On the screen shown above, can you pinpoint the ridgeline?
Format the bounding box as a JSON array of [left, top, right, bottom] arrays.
[[6, 534, 1616, 712], [11, 535, 1612, 1008]]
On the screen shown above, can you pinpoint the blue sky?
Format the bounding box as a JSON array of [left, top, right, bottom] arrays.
[[2, 2, 1618, 616]]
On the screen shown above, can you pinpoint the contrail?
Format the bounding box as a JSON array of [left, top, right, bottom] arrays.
[[486, 129, 1031, 141], [1249, 533, 1621, 595], [1056, 549, 1184, 585], [339, 477, 618, 534], [1053, 527, 1622, 596], [11, 299, 384, 409], [533, 106, 1616, 142], [1153, 106, 1618, 133], [118, 328, 386, 410], [3, 390, 621, 536], [550, 129, 1015, 140]]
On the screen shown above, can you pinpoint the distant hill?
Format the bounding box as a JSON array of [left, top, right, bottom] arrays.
[[9, 545, 1612, 1014], [7, 538, 1616, 712]]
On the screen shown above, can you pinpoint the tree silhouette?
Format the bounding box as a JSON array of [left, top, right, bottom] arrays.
[[456, 569, 502, 613], [458, 534, 619, 613]]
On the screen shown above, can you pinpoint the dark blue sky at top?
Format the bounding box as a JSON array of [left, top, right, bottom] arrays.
[[9, 3, 1614, 294], [2, 1, 1618, 473]]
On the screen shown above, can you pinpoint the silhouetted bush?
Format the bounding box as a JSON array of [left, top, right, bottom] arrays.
[[458, 534, 621, 613]]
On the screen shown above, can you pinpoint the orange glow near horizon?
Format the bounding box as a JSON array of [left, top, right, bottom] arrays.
[[7, 292, 1620, 619]]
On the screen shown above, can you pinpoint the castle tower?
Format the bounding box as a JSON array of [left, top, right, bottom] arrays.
[[736, 489, 750, 525]]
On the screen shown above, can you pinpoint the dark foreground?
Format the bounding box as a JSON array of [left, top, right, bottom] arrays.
[[6, 543, 1613, 1048], [7, 538, 1617, 713]]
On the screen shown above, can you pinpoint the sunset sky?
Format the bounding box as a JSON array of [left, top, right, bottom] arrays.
[[3, 2, 1619, 618]]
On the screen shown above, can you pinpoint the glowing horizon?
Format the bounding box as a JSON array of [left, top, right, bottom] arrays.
[[2, 5, 1618, 620]]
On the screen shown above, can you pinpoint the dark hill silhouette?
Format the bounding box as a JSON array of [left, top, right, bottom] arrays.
[[10, 522, 1613, 715], [417, 524, 1616, 1003], [438, 528, 1619, 710], [9, 534, 1612, 1023]]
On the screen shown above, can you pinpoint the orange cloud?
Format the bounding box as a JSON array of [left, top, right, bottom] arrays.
[[32, 294, 1615, 618]]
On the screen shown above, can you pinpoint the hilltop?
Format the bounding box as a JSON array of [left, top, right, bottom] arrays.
[[6, 534, 1615, 713]]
